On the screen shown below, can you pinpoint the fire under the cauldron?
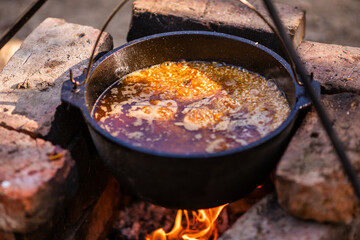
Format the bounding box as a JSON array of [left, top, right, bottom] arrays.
[[110, 180, 273, 240], [146, 204, 227, 240]]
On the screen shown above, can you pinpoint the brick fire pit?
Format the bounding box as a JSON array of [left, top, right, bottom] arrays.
[[1, 0, 359, 239]]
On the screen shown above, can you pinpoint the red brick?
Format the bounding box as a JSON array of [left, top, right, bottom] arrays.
[[0, 18, 115, 235], [0, 126, 76, 233], [0, 18, 113, 138]]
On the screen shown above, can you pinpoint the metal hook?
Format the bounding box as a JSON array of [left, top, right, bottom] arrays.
[[69, 69, 81, 90], [70, 0, 130, 89]]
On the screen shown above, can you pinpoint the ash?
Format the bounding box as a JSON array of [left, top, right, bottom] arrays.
[[108, 200, 177, 239]]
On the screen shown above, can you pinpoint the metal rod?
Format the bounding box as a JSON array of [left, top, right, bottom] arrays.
[[237, 0, 303, 86], [0, 0, 47, 50], [263, 0, 360, 201], [70, 0, 130, 88]]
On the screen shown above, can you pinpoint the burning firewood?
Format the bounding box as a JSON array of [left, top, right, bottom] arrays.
[[109, 178, 273, 240]]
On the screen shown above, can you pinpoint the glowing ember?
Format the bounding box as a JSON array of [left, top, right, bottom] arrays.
[[146, 204, 228, 240]]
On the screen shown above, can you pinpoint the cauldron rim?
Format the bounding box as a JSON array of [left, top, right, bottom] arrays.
[[64, 31, 312, 159], [61, 31, 320, 208]]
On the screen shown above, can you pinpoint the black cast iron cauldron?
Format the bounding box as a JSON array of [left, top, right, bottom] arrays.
[[61, 31, 319, 209]]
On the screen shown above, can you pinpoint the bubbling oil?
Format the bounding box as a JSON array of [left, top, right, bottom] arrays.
[[92, 61, 290, 154]]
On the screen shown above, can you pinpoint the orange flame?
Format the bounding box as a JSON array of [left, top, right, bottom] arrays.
[[146, 204, 228, 240]]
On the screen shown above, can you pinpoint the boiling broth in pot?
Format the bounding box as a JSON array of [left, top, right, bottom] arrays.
[[92, 61, 290, 154]]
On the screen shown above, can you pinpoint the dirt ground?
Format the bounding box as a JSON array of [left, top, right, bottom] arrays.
[[0, 0, 359, 48]]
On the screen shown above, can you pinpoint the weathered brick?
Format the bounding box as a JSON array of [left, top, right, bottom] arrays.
[[298, 41, 360, 94], [0, 18, 118, 236], [275, 40, 360, 224], [276, 93, 360, 223], [128, 0, 305, 53], [0, 126, 76, 233], [0, 18, 113, 139], [219, 194, 359, 240]]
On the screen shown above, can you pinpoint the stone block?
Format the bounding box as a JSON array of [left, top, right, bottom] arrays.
[[0, 17, 116, 235], [128, 0, 305, 54], [0, 126, 76, 233], [219, 194, 359, 240], [297, 41, 360, 94], [276, 93, 360, 223], [0, 18, 113, 139]]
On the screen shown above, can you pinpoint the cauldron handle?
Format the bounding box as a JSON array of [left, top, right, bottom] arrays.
[[61, 76, 86, 111], [69, 0, 129, 90], [295, 74, 320, 111]]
